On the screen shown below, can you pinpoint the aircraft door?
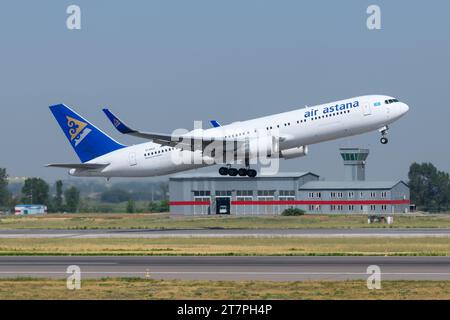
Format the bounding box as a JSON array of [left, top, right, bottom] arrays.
[[362, 102, 372, 116], [129, 152, 137, 166]]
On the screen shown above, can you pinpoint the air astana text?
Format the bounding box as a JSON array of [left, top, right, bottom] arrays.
[[304, 100, 359, 118]]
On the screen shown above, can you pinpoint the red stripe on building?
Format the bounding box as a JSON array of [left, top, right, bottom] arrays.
[[232, 200, 410, 205], [170, 201, 211, 206], [170, 200, 410, 206]]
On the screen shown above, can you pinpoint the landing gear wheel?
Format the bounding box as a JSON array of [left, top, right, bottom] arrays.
[[228, 168, 238, 176], [238, 168, 248, 176], [218, 167, 229, 176], [247, 169, 257, 178], [380, 137, 388, 144]]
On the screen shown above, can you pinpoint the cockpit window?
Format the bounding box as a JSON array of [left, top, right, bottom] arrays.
[[385, 99, 399, 104]]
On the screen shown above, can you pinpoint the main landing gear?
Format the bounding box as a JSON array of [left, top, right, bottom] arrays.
[[379, 125, 389, 144], [219, 166, 257, 178]]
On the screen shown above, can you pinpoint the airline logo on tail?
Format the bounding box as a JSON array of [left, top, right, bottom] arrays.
[[113, 118, 121, 128], [66, 116, 92, 146]]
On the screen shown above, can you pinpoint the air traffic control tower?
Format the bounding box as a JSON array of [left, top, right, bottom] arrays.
[[339, 148, 369, 181]]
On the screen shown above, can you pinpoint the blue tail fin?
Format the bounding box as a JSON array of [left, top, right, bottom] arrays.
[[49, 104, 126, 163]]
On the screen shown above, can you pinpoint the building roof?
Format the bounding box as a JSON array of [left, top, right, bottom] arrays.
[[170, 171, 319, 180], [299, 180, 408, 190], [15, 204, 47, 208]]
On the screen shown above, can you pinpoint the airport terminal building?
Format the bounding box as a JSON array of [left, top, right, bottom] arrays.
[[169, 148, 410, 215]]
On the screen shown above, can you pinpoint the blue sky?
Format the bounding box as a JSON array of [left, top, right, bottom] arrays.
[[0, 0, 449, 181]]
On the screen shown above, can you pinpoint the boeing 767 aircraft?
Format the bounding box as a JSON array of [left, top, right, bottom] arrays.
[[47, 95, 409, 178]]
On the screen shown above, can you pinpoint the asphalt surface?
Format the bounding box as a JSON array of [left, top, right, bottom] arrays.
[[1, 256, 450, 281], [0, 228, 450, 238]]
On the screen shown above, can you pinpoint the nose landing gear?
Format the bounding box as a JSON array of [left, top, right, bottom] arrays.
[[379, 125, 389, 144]]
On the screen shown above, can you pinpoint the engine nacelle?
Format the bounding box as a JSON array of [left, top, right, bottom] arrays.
[[279, 145, 309, 159], [234, 135, 280, 160], [246, 135, 280, 158]]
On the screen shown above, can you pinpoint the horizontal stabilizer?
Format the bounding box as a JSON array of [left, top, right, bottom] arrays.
[[46, 163, 109, 169]]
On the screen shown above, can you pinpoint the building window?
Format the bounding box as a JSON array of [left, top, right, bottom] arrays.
[[279, 190, 295, 196], [237, 190, 253, 196], [381, 191, 387, 198], [331, 192, 336, 198], [337, 192, 343, 198], [348, 192, 354, 198], [348, 205, 354, 211], [381, 204, 387, 211], [215, 190, 232, 196], [257, 190, 275, 196], [315, 192, 321, 198], [370, 205, 376, 211], [193, 190, 211, 196], [370, 192, 376, 198]]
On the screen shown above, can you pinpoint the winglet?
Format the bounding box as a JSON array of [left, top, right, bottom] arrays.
[[210, 120, 221, 128], [102, 108, 136, 134]]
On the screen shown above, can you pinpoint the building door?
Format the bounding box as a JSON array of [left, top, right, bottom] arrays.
[[362, 102, 372, 116], [215, 197, 231, 215], [278, 196, 295, 214], [129, 152, 137, 166], [258, 196, 274, 214], [236, 196, 253, 215], [194, 197, 210, 215]]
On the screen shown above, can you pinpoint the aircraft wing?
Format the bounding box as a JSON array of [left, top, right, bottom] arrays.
[[46, 163, 109, 169], [102, 108, 247, 151]]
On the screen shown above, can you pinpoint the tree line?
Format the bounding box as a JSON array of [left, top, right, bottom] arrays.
[[408, 162, 450, 212], [0, 174, 80, 213], [2, 163, 450, 213], [0, 168, 168, 213]]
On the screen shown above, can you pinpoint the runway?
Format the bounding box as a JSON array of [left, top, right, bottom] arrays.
[[0, 228, 450, 239], [1, 228, 450, 238], [1, 256, 450, 281]]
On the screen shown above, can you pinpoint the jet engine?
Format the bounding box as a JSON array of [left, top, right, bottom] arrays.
[[278, 145, 309, 159]]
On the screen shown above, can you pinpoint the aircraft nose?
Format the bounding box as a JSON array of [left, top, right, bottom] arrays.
[[400, 102, 409, 115]]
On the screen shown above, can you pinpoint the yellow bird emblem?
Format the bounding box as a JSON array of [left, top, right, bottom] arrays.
[[66, 116, 88, 141]]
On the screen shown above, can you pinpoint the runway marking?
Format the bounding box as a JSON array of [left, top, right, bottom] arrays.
[[2, 234, 450, 239], [0, 271, 450, 276], [0, 262, 117, 265]]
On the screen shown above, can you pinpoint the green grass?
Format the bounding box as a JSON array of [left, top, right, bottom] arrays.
[[1, 278, 450, 299], [0, 237, 449, 256], [1, 213, 450, 230]]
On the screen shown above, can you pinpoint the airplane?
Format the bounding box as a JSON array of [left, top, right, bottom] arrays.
[[47, 95, 409, 178]]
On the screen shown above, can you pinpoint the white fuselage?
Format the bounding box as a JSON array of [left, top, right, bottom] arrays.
[[71, 95, 409, 177]]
